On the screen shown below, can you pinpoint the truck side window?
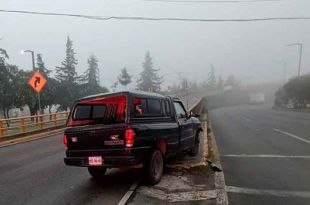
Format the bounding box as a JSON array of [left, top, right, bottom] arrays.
[[173, 102, 187, 119], [133, 98, 147, 116], [148, 99, 161, 114]]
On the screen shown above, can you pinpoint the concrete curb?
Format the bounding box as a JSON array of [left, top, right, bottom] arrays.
[[0, 128, 65, 148], [208, 117, 229, 205]]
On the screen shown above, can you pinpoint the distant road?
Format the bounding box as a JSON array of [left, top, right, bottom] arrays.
[[0, 134, 140, 205], [210, 105, 310, 205]]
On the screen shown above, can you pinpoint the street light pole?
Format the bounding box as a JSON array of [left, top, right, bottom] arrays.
[[287, 43, 303, 76], [23, 50, 35, 71], [22, 49, 41, 114]]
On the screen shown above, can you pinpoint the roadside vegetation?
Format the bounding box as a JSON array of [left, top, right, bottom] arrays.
[[0, 37, 164, 124], [275, 74, 310, 109], [0, 37, 108, 122]]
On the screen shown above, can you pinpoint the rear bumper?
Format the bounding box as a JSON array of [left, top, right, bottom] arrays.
[[64, 147, 151, 167], [64, 156, 139, 167]]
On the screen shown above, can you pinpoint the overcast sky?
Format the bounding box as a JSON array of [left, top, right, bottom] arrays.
[[1, 0, 310, 89]]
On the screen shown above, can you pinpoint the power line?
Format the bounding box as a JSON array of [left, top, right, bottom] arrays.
[[144, 0, 283, 3], [0, 9, 310, 22]]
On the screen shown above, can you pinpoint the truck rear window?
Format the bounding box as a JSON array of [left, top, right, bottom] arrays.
[[73, 105, 92, 120], [73, 105, 106, 120], [68, 95, 126, 126]]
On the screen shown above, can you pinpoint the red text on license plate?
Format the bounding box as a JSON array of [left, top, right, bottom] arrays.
[[88, 156, 103, 166]]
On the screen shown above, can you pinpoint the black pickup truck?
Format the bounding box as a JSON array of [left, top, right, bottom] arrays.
[[64, 91, 203, 184]]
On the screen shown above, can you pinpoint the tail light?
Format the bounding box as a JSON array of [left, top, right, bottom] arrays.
[[63, 135, 68, 149], [125, 129, 135, 148]]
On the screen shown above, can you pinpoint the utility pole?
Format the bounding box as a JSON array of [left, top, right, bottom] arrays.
[[287, 43, 303, 76]]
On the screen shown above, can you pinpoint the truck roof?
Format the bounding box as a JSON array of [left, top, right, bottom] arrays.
[[76, 90, 166, 102]]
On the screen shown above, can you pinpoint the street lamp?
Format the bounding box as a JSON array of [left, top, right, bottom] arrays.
[[21, 49, 35, 71], [21, 49, 42, 114], [286, 43, 303, 76]]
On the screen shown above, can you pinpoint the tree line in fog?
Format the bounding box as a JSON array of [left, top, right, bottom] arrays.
[[0, 36, 162, 119]]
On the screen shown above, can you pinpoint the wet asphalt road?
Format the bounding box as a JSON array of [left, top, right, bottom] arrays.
[[210, 105, 310, 205], [0, 134, 141, 205]]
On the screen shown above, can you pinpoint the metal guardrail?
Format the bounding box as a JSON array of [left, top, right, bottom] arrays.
[[189, 97, 204, 115], [0, 112, 69, 138]]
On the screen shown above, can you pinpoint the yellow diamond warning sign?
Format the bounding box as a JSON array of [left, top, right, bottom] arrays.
[[28, 71, 47, 93]]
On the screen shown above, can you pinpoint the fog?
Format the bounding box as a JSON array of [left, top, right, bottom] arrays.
[[1, 0, 310, 89]]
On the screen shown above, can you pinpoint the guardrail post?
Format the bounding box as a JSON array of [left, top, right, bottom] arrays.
[[53, 114, 57, 126], [39, 116, 43, 129], [20, 118, 26, 133], [0, 120, 4, 137]]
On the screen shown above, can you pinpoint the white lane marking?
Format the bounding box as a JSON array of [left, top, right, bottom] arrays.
[[242, 117, 252, 122], [222, 154, 310, 159], [117, 181, 139, 205], [273, 128, 310, 144], [226, 186, 310, 199]]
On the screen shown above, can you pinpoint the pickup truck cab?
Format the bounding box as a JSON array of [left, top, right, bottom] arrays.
[[64, 91, 203, 184]]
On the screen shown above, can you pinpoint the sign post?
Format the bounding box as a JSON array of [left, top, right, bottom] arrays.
[[28, 71, 47, 114]]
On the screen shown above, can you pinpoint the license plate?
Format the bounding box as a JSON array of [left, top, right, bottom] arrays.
[[88, 156, 103, 166]]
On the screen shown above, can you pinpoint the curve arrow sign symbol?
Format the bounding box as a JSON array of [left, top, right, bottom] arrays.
[[34, 77, 40, 88]]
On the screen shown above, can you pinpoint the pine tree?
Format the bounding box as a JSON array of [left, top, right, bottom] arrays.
[[181, 78, 189, 91], [55, 36, 78, 83], [84, 54, 100, 86], [225, 75, 237, 86], [117, 67, 132, 88], [79, 54, 108, 97], [207, 64, 216, 87], [36, 54, 50, 76], [137, 51, 162, 92], [217, 75, 224, 89], [54, 36, 78, 111], [0, 48, 9, 65]]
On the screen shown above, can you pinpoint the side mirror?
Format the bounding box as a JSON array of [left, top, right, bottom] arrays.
[[189, 111, 200, 118]]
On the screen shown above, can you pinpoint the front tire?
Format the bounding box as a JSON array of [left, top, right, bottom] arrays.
[[88, 167, 107, 178], [189, 131, 201, 157], [145, 150, 163, 185]]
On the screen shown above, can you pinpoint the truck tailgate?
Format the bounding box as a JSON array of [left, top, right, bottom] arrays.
[[65, 124, 127, 150]]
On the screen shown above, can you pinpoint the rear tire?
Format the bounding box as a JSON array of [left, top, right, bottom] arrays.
[[88, 167, 107, 178], [189, 131, 201, 157], [145, 150, 163, 185]]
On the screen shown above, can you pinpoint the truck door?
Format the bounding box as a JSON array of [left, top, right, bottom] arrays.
[[173, 101, 194, 151]]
